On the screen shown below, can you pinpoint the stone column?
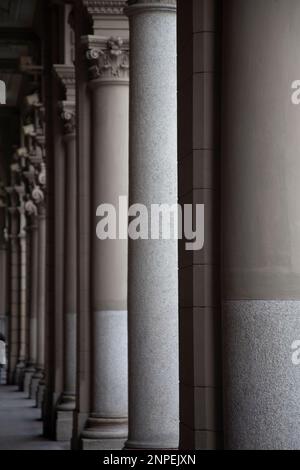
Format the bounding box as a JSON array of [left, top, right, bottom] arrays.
[[80, 33, 129, 450], [30, 191, 46, 402], [23, 202, 38, 395], [125, 0, 179, 449], [71, 1, 93, 448], [6, 180, 20, 384], [0, 240, 7, 336], [42, 62, 66, 437], [55, 100, 77, 441], [15, 184, 27, 389], [222, 0, 300, 450], [0, 245, 7, 339], [0, 187, 8, 343]]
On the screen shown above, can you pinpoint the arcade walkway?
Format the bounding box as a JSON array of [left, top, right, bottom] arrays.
[[0, 386, 68, 450]]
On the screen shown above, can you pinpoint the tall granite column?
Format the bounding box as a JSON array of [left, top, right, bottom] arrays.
[[55, 100, 77, 441], [222, 0, 300, 450], [23, 202, 38, 395], [30, 190, 46, 401], [125, 0, 179, 449], [80, 34, 129, 450]]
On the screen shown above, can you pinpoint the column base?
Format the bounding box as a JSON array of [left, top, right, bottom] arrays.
[[30, 370, 43, 401], [124, 441, 179, 450], [14, 361, 25, 388], [57, 393, 76, 411], [23, 366, 36, 396], [55, 410, 74, 442], [81, 438, 126, 451], [55, 393, 76, 441], [36, 381, 46, 409], [80, 417, 127, 450]]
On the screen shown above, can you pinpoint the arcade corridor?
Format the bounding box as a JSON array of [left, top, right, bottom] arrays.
[[1, 0, 300, 452]]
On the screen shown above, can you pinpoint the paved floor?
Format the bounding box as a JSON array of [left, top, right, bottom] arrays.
[[0, 385, 69, 450]]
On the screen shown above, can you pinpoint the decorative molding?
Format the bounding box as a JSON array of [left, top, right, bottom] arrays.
[[83, 0, 126, 16], [127, 0, 176, 4], [85, 36, 129, 81], [53, 64, 76, 102], [126, 0, 176, 15]]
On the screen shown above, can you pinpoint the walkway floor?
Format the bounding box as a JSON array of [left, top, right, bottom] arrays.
[[0, 385, 69, 450]]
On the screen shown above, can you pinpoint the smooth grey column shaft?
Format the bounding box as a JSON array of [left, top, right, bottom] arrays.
[[59, 132, 77, 409], [0, 204, 8, 339], [29, 223, 38, 367], [81, 34, 129, 449], [36, 209, 46, 371], [125, 0, 179, 449], [0, 244, 7, 338], [222, 0, 300, 450], [18, 232, 27, 367], [8, 208, 19, 383]]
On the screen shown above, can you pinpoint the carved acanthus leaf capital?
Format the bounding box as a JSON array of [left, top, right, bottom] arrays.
[[85, 36, 129, 81], [59, 101, 76, 135], [32, 185, 45, 206], [25, 199, 38, 217]]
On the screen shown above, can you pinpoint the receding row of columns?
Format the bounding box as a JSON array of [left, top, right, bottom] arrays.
[[3, 0, 300, 452], [39, 0, 179, 450], [1, 0, 179, 450]]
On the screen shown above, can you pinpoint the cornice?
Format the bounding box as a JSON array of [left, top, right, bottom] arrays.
[[53, 64, 76, 102]]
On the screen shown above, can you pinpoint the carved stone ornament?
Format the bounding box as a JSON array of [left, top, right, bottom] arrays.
[[83, 0, 127, 16], [86, 37, 129, 81], [127, 0, 176, 5], [60, 102, 76, 135], [32, 186, 44, 206], [38, 162, 47, 187], [25, 199, 38, 217]]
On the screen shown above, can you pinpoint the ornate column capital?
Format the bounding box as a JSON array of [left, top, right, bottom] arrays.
[[32, 185, 46, 215], [25, 199, 38, 218], [126, 0, 176, 15], [84, 36, 129, 83], [59, 101, 76, 136]]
